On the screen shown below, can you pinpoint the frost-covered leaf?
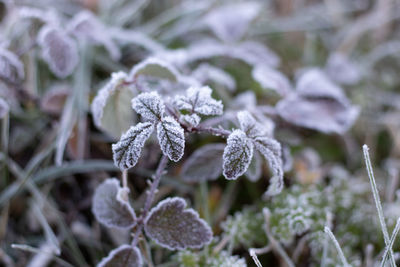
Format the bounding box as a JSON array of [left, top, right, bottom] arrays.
[[129, 57, 179, 82], [202, 2, 260, 42], [144, 197, 212, 250], [252, 64, 291, 97], [37, 25, 78, 78], [157, 116, 185, 162], [192, 63, 236, 91], [92, 178, 136, 229], [91, 72, 135, 138], [97, 245, 142, 267], [276, 94, 360, 134], [253, 137, 284, 196], [234, 41, 280, 67], [67, 11, 120, 61], [174, 86, 223, 116], [231, 91, 257, 109], [112, 122, 154, 170], [181, 114, 200, 127], [181, 143, 224, 182], [223, 129, 254, 180], [131, 91, 165, 122], [325, 53, 361, 85], [40, 84, 69, 115], [237, 111, 267, 138], [246, 151, 262, 182], [0, 47, 24, 82], [0, 97, 9, 118]]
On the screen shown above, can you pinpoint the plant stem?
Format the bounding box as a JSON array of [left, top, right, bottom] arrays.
[[131, 155, 169, 247]]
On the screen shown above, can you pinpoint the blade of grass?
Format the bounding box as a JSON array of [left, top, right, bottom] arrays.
[[381, 217, 400, 267], [324, 227, 350, 267]]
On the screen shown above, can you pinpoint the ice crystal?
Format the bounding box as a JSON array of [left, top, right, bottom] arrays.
[[181, 143, 225, 182], [181, 114, 201, 127], [144, 197, 212, 250], [0, 47, 24, 82], [173, 86, 223, 116], [112, 122, 154, 170], [223, 129, 254, 180], [97, 245, 142, 267], [131, 92, 165, 122], [92, 178, 136, 229], [157, 116, 185, 162], [237, 111, 267, 138], [37, 25, 78, 78]]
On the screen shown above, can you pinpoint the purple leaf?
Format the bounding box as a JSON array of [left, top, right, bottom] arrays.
[[325, 53, 361, 85], [144, 197, 212, 250], [97, 245, 142, 267], [0, 47, 24, 82], [252, 64, 292, 97], [92, 178, 136, 229]]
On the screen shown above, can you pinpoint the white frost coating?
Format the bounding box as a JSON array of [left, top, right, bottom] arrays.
[[112, 122, 154, 170], [202, 2, 260, 42], [129, 57, 180, 82], [325, 53, 361, 86], [231, 91, 257, 109], [324, 227, 350, 267], [173, 86, 223, 116], [223, 129, 254, 180], [253, 137, 284, 196], [157, 116, 185, 162], [0, 47, 25, 82], [181, 114, 201, 127], [237, 111, 267, 138], [0, 97, 9, 118], [246, 151, 262, 182], [67, 11, 120, 61], [192, 63, 236, 91], [181, 143, 225, 182], [92, 178, 136, 229], [91, 72, 128, 129], [97, 245, 142, 267], [37, 25, 79, 78], [132, 92, 165, 122], [144, 197, 213, 250], [252, 64, 292, 97]]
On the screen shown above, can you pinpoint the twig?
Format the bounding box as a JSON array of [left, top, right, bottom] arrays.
[[363, 144, 396, 266], [131, 155, 169, 247]]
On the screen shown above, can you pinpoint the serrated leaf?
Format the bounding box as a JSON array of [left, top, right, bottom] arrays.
[[252, 64, 291, 97], [112, 122, 154, 170], [131, 92, 165, 122], [92, 178, 136, 229], [253, 137, 284, 196], [202, 2, 260, 42], [157, 116, 185, 162], [37, 25, 78, 78], [129, 57, 179, 82], [144, 197, 212, 250], [67, 11, 120, 61], [181, 114, 201, 127], [173, 86, 223, 116], [0, 47, 24, 82], [181, 143, 225, 182], [246, 151, 262, 182], [91, 72, 136, 138], [223, 129, 254, 180], [97, 245, 142, 267], [237, 111, 267, 138]]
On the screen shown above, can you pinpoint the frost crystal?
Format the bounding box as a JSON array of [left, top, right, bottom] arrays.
[[181, 143, 225, 182], [202, 2, 260, 42], [37, 25, 78, 78], [91, 72, 135, 138], [112, 122, 154, 170], [157, 116, 185, 162], [92, 178, 136, 229], [97, 245, 142, 267], [181, 114, 201, 127], [132, 92, 165, 122], [206, 251, 247, 267], [67, 11, 120, 61], [253, 137, 284, 196], [223, 130, 254, 180], [144, 197, 212, 250], [129, 57, 179, 82], [0, 47, 24, 82], [252, 64, 292, 97], [173, 86, 223, 116], [237, 111, 267, 138]]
